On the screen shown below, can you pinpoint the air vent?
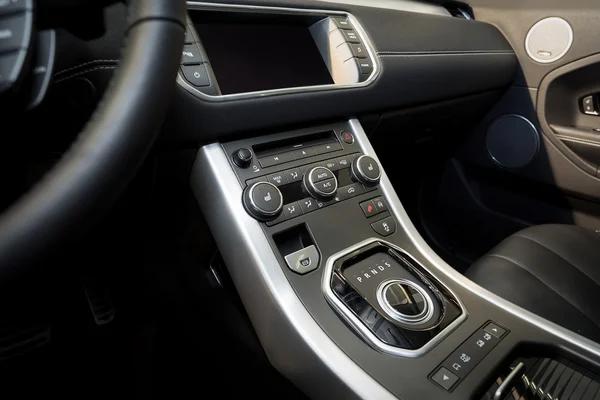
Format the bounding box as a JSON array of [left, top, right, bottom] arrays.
[[445, 3, 474, 19]]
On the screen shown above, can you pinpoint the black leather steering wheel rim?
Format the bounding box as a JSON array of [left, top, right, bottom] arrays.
[[0, 1, 187, 276]]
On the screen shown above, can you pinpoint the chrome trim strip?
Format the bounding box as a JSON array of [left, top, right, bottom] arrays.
[[191, 143, 396, 400], [181, 2, 380, 101], [376, 278, 434, 324], [348, 118, 600, 360], [322, 237, 467, 357]]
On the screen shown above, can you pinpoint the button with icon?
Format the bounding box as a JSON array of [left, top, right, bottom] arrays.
[[299, 198, 317, 214], [181, 64, 210, 87], [284, 168, 302, 183], [371, 216, 396, 237], [283, 201, 304, 220], [360, 200, 378, 218], [372, 197, 388, 213]]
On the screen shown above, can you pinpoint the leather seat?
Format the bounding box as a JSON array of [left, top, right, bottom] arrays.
[[466, 224, 600, 343]]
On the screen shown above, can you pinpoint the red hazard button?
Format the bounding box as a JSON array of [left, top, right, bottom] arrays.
[[341, 130, 354, 144]]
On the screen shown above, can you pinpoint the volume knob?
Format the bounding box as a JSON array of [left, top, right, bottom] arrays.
[[233, 148, 253, 168]]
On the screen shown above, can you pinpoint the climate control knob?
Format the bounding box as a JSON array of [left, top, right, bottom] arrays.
[[243, 182, 283, 221], [351, 155, 381, 186], [303, 167, 338, 200]]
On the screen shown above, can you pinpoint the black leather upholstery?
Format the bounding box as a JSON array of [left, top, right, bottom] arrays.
[[466, 224, 600, 342]]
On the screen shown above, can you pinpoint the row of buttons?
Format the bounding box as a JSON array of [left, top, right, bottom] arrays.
[[180, 24, 212, 88], [258, 141, 344, 169], [267, 182, 376, 226], [248, 153, 360, 187], [0, 0, 32, 93], [430, 322, 508, 392], [359, 197, 388, 218], [330, 16, 373, 77]]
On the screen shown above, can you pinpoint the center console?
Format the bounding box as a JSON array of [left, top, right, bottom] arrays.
[[191, 118, 600, 399], [184, 4, 600, 400]]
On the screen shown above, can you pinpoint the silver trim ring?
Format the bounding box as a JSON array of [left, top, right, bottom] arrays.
[[248, 181, 283, 216], [323, 237, 467, 358], [525, 17, 573, 64], [352, 155, 381, 183], [376, 278, 435, 325], [307, 167, 338, 198]]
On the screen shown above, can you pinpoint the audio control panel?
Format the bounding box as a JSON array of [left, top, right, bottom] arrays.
[[222, 122, 386, 227]]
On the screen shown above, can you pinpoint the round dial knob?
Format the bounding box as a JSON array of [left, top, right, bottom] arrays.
[[303, 167, 338, 200], [377, 279, 435, 326], [233, 148, 253, 168], [243, 182, 283, 221], [351, 155, 381, 186]]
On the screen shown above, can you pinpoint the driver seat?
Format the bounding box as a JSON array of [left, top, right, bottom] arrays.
[[466, 224, 600, 343]]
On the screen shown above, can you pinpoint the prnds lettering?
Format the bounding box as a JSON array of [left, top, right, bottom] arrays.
[[355, 260, 393, 283]]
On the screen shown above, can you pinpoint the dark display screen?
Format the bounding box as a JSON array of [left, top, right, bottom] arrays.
[[194, 22, 334, 95]]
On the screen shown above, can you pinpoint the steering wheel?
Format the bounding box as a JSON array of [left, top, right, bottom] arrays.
[[0, 1, 187, 277]]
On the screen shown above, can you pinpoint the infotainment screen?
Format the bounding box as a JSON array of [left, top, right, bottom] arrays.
[[194, 22, 334, 95]]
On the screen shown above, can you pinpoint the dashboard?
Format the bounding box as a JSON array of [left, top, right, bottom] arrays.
[[180, 3, 600, 400], [164, 1, 516, 142]]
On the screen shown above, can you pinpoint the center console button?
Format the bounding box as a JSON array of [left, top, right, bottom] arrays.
[[323, 159, 339, 171], [360, 200, 378, 218], [337, 182, 364, 201], [284, 168, 302, 183], [292, 147, 316, 160], [283, 201, 303, 220], [299, 198, 317, 214], [259, 151, 295, 168], [336, 156, 350, 169], [284, 245, 319, 275], [431, 367, 459, 391], [242, 182, 283, 221], [371, 216, 396, 236], [340, 130, 355, 144], [268, 172, 288, 186], [314, 178, 336, 194], [313, 168, 334, 182], [372, 197, 388, 213], [483, 322, 506, 338], [313, 142, 342, 155]]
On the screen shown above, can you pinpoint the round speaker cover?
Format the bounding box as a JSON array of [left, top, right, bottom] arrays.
[[525, 17, 573, 63], [486, 115, 539, 169]]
